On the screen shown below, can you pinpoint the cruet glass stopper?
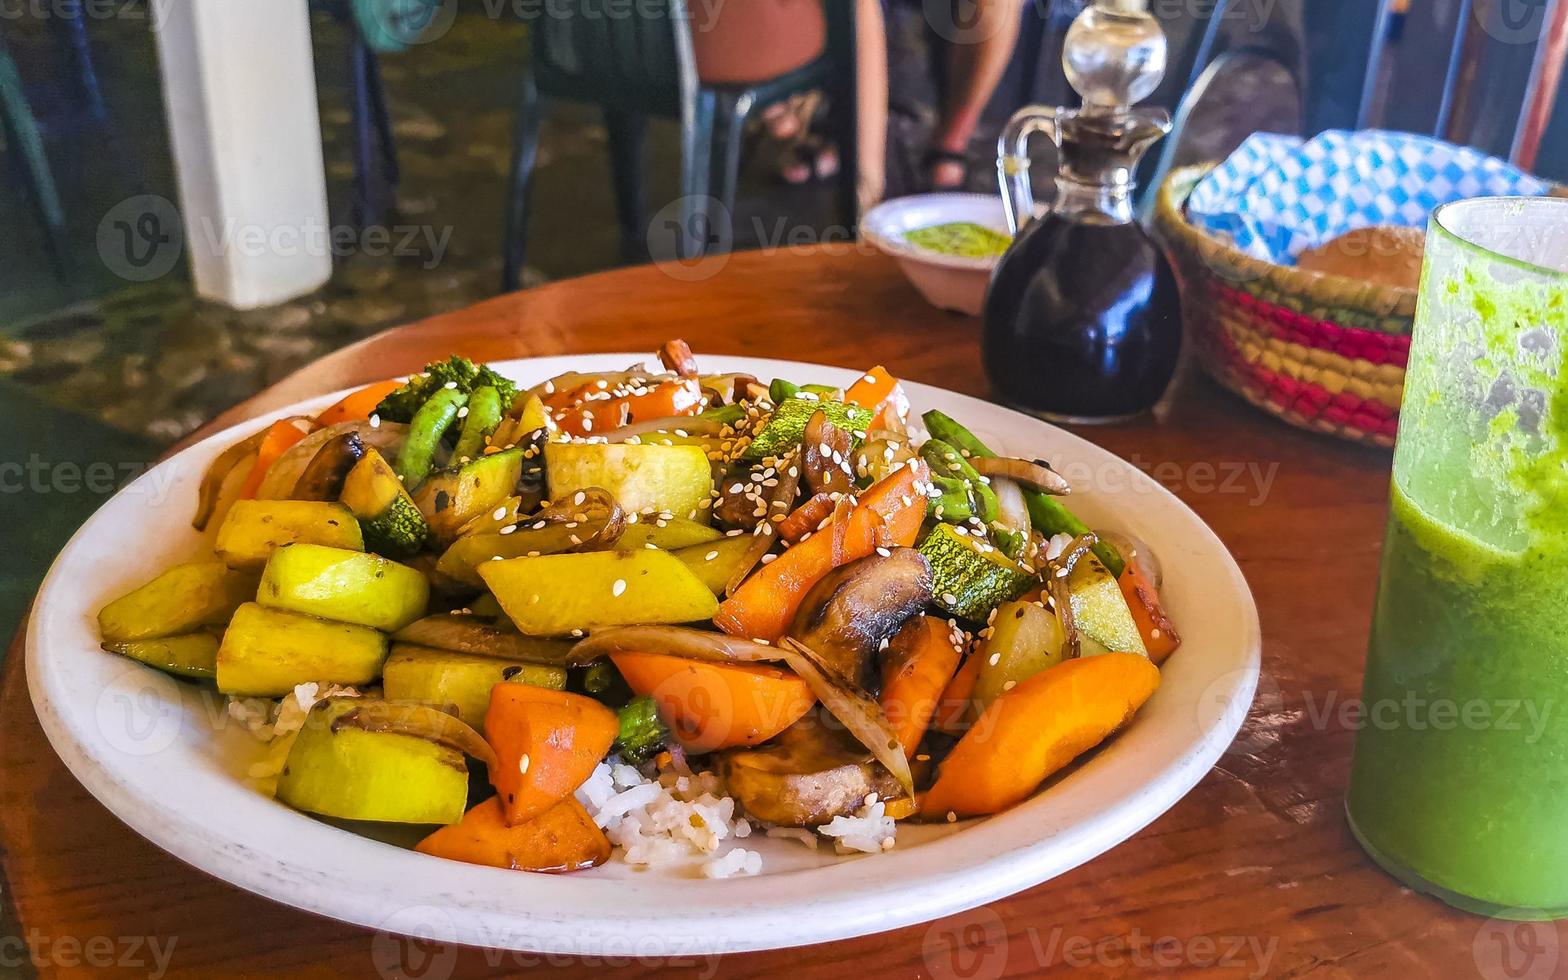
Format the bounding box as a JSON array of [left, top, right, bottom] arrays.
[[998, 0, 1173, 232]]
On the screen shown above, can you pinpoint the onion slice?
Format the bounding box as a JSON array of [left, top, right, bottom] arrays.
[[780, 638, 914, 798], [330, 698, 497, 770], [569, 625, 785, 664], [1046, 533, 1098, 660], [192, 427, 268, 530], [601, 414, 727, 443], [530, 487, 627, 552], [394, 616, 588, 666], [971, 456, 1072, 495], [256, 420, 407, 500]]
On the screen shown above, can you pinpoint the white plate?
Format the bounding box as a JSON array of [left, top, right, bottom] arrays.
[[27, 354, 1259, 956]]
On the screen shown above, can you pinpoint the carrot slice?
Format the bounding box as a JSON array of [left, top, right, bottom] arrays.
[[237, 419, 313, 499], [920, 653, 1160, 818], [714, 459, 929, 641], [844, 365, 908, 431], [486, 686, 619, 825], [416, 796, 609, 873], [611, 651, 815, 752], [1118, 562, 1180, 664], [312, 379, 403, 428], [777, 492, 836, 542], [880, 616, 964, 759], [554, 378, 703, 436], [932, 650, 982, 735]]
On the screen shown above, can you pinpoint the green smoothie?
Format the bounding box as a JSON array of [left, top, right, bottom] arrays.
[[1347, 483, 1568, 915], [1346, 196, 1568, 918]]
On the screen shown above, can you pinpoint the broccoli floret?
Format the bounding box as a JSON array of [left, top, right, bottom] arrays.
[[375, 356, 519, 423], [614, 695, 670, 765]]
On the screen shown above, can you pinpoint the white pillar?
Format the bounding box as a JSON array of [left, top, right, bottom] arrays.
[[152, 0, 333, 309]]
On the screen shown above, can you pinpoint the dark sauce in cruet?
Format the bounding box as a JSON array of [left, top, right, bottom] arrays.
[[983, 215, 1181, 422]]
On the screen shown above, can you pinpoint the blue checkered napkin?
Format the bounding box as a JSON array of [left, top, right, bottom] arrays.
[[1186, 130, 1553, 263]]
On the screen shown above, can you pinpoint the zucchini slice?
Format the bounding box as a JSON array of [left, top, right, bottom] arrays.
[[341, 448, 428, 558], [918, 523, 1036, 622]]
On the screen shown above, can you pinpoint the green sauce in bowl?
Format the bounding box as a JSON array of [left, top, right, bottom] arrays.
[[904, 222, 1011, 258]]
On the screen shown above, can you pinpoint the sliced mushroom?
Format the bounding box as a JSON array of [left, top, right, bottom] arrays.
[[717, 709, 905, 827], [658, 339, 699, 377], [971, 456, 1072, 495], [801, 409, 856, 496], [789, 548, 934, 689]]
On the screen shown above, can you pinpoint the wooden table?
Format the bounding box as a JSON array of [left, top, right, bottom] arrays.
[[0, 249, 1524, 978]]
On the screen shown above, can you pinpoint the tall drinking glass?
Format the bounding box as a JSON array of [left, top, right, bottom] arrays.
[[1347, 196, 1568, 919]]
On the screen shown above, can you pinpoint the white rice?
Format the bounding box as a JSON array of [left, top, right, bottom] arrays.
[[222, 683, 363, 790], [574, 761, 765, 878], [818, 800, 898, 854], [574, 760, 900, 874]]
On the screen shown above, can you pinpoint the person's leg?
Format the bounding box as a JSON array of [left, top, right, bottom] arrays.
[[930, 0, 1022, 188], [855, 0, 889, 207]]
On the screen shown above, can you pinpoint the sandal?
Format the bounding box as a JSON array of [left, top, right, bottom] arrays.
[[778, 135, 840, 187], [923, 147, 970, 191]]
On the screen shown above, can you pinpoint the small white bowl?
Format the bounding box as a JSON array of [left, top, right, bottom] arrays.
[[860, 192, 1011, 316]]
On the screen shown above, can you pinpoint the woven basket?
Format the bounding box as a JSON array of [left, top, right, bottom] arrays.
[[1153, 164, 1428, 447]]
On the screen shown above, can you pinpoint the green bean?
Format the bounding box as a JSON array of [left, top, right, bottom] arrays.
[[926, 474, 975, 521], [920, 438, 1000, 524], [768, 378, 800, 404], [397, 387, 467, 487], [451, 385, 502, 462], [921, 410, 1125, 576]]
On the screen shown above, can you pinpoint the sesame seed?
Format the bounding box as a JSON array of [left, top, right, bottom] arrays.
[[369, 414, 381, 428], [500, 524, 517, 535], [493, 506, 509, 520], [612, 579, 627, 597], [519, 753, 531, 774], [942, 593, 958, 605], [989, 653, 1001, 666], [443, 380, 458, 389], [946, 811, 958, 823], [705, 551, 719, 561], [573, 490, 586, 506], [1003, 680, 1017, 691], [876, 547, 891, 558], [457, 406, 469, 419]]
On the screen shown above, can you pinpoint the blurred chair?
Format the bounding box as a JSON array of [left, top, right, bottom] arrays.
[[500, 0, 859, 290], [0, 36, 68, 273]]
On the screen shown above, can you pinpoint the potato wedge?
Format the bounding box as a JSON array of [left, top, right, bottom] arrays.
[[258, 543, 429, 632], [479, 549, 718, 636], [102, 632, 220, 680], [277, 697, 468, 825], [216, 603, 388, 696], [545, 443, 713, 520], [98, 562, 259, 643], [381, 643, 567, 731], [214, 500, 364, 569]]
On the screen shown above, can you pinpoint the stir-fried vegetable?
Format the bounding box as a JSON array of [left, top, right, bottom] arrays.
[[921, 653, 1160, 817], [374, 355, 518, 424], [611, 651, 815, 751], [102, 341, 1180, 872], [922, 409, 1125, 577], [613, 695, 671, 764]]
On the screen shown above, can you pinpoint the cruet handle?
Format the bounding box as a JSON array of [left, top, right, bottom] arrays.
[[997, 105, 1059, 236]]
